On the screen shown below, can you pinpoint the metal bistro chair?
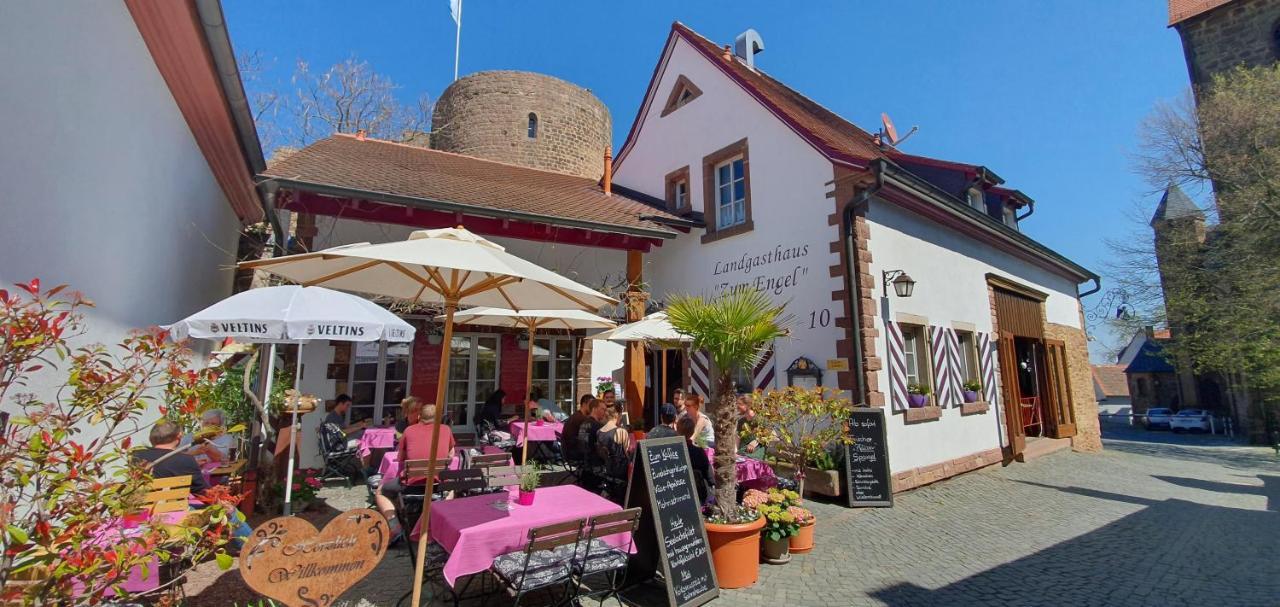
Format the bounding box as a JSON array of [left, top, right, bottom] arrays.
[[318, 422, 363, 486], [491, 519, 585, 607], [572, 508, 642, 606], [394, 457, 455, 584], [470, 452, 512, 471], [483, 464, 526, 491], [437, 468, 489, 498], [143, 474, 193, 515]]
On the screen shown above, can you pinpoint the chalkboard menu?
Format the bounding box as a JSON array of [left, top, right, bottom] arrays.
[[625, 436, 719, 607], [844, 407, 893, 507]]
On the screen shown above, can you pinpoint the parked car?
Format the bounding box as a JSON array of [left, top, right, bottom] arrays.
[[1170, 409, 1212, 433], [1144, 407, 1174, 429]]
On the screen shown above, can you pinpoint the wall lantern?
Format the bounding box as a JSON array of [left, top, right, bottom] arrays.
[[882, 270, 916, 298], [517, 335, 530, 350]]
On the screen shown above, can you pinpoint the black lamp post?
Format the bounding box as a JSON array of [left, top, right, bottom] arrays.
[[882, 270, 916, 298]]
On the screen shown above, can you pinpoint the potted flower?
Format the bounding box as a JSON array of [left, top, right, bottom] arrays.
[[962, 379, 982, 403], [595, 376, 615, 396], [788, 505, 816, 554], [907, 383, 931, 408], [744, 488, 802, 564], [668, 289, 788, 589], [517, 464, 540, 505], [275, 467, 323, 511], [749, 386, 855, 497]]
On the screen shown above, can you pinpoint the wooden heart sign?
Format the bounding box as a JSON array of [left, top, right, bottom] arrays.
[[240, 509, 389, 607]]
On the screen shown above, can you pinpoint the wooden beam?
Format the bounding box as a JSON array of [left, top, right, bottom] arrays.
[[299, 260, 381, 287], [624, 249, 646, 425]]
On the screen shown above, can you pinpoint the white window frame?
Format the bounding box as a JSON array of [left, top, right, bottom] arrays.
[[715, 156, 746, 230], [531, 336, 576, 414], [674, 180, 688, 210], [900, 324, 932, 392], [444, 333, 502, 431], [956, 330, 980, 383], [346, 340, 414, 426]]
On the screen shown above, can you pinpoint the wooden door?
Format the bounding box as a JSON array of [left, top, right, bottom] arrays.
[[997, 331, 1025, 460], [1043, 339, 1077, 438]]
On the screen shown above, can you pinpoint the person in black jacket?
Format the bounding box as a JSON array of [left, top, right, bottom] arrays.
[[133, 420, 209, 495], [678, 417, 712, 505]]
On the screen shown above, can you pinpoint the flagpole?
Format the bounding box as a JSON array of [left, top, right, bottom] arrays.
[[453, 0, 462, 81]]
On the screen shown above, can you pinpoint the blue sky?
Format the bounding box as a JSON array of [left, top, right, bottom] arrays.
[[224, 1, 1191, 361]]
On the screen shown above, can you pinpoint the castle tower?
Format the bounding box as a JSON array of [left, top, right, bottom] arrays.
[[1169, 0, 1280, 89], [1150, 184, 1207, 408], [430, 71, 612, 179]]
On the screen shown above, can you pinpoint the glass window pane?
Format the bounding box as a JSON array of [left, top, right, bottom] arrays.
[[384, 358, 409, 381], [476, 382, 497, 402], [353, 362, 378, 381], [531, 379, 550, 400], [732, 158, 744, 179], [735, 201, 746, 223], [349, 405, 375, 424], [476, 358, 497, 380], [718, 164, 730, 185], [447, 381, 469, 404], [351, 382, 376, 406], [387, 342, 411, 357], [733, 178, 745, 202], [383, 382, 407, 405], [556, 359, 573, 379], [450, 336, 471, 355], [554, 381, 572, 407], [554, 339, 573, 360]]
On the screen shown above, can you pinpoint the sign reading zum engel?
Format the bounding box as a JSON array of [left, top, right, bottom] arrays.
[[240, 509, 388, 607]]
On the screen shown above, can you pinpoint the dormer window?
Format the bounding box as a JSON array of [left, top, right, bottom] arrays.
[[527, 113, 538, 139], [665, 166, 691, 213], [966, 187, 985, 212]]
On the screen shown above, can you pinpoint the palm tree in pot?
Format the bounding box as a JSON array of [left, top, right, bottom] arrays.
[[667, 288, 789, 587]]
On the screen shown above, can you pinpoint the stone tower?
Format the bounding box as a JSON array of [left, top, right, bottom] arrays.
[[1150, 184, 1207, 408], [1169, 0, 1280, 88], [430, 71, 612, 179]]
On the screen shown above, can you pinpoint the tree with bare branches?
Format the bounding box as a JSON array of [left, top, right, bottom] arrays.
[[292, 58, 431, 145]]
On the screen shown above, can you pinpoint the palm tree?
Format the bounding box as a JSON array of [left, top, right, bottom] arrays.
[[666, 288, 789, 516]]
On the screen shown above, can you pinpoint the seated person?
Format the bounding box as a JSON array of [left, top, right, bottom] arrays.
[[646, 404, 679, 439], [677, 417, 712, 505], [322, 394, 369, 450], [577, 398, 606, 461], [561, 395, 594, 459], [134, 421, 251, 545], [530, 387, 566, 422], [682, 394, 716, 448], [394, 396, 422, 435], [475, 389, 505, 430], [183, 408, 235, 467], [383, 403, 456, 499], [736, 394, 763, 460]]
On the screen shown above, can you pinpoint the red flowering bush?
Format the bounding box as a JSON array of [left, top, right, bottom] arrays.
[[0, 280, 237, 604], [274, 468, 322, 506]]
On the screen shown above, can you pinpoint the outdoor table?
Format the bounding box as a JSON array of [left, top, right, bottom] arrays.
[[357, 427, 398, 458], [508, 421, 562, 446], [706, 448, 778, 491], [421, 484, 634, 587], [378, 446, 507, 488]]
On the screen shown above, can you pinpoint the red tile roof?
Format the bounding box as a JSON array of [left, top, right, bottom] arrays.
[[1168, 0, 1234, 25], [264, 134, 681, 238], [1092, 365, 1130, 397], [670, 23, 890, 167]]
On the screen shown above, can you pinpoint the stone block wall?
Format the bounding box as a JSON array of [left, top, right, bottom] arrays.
[[1176, 0, 1280, 88], [431, 71, 611, 179], [1045, 322, 1102, 452]]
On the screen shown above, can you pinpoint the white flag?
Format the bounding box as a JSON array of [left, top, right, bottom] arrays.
[[449, 0, 461, 25]]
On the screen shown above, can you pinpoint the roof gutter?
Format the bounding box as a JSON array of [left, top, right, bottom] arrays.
[[839, 159, 887, 406], [268, 177, 681, 241]]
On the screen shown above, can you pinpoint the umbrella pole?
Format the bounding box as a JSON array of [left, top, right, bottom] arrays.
[[661, 348, 668, 428], [521, 323, 536, 465], [411, 299, 457, 607], [283, 343, 304, 516]]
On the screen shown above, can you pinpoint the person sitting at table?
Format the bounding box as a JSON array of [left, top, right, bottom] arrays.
[[682, 394, 716, 449], [398, 403, 456, 486], [672, 388, 687, 417], [134, 421, 252, 546], [736, 394, 763, 460], [531, 387, 566, 422], [323, 394, 369, 450], [395, 396, 422, 435], [474, 388, 505, 431], [182, 408, 234, 467], [677, 417, 712, 505], [596, 407, 631, 499], [561, 394, 594, 459], [646, 404, 680, 439], [601, 388, 618, 413]]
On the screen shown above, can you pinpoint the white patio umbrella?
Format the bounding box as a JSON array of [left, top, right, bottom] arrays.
[[592, 311, 692, 426], [449, 307, 615, 463], [166, 285, 415, 515], [239, 227, 614, 607]]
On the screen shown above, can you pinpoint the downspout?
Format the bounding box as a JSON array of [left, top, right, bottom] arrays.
[[840, 159, 886, 405], [1015, 199, 1036, 222], [1078, 276, 1101, 298]]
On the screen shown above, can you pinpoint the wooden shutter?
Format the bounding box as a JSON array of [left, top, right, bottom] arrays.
[[886, 321, 909, 411], [1042, 339, 1077, 438], [997, 331, 1025, 459]]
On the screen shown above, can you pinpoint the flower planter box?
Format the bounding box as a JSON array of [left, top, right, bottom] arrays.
[[773, 462, 841, 497], [962, 390, 980, 403]]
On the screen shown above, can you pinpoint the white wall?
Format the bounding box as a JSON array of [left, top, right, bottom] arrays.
[[0, 2, 241, 400], [613, 37, 844, 393], [866, 200, 1085, 471]]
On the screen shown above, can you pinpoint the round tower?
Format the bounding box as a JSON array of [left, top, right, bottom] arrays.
[[430, 71, 611, 179]]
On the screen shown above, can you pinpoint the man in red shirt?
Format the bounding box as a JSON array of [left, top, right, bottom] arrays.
[[398, 403, 456, 486]]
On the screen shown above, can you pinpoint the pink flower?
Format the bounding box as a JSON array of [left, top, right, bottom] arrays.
[[292, 483, 301, 491]]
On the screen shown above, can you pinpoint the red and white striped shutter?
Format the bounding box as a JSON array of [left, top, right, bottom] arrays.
[[752, 347, 776, 392], [690, 349, 711, 398], [977, 332, 1000, 405], [929, 326, 956, 406], [947, 328, 964, 406], [886, 320, 909, 411]]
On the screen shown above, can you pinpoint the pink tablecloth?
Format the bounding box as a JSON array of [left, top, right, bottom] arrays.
[[508, 421, 563, 446], [80, 510, 188, 595], [424, 484, 633, 586], [357, 427, 398, 457], [706, 448, 778, 490]]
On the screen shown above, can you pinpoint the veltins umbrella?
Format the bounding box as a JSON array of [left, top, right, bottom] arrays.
[[448, 307, 615, 463], [166, 285, 414, 515], [239, 227, 615, 607]]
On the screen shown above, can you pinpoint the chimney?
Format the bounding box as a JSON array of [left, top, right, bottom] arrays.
[[355, 129, 367, 141], [733, 29, 765, 70], [722, 45, 732, 61], [603, 149, 613, 196]]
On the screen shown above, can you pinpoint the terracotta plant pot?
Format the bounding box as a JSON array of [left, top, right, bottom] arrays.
[[705, 516, 764, 588], [761, 536, 791, 565], [517, 489, 536, 506], [962, 390, 979, 403], [908, 394, 929, 408], [789, 519, 815, 554]]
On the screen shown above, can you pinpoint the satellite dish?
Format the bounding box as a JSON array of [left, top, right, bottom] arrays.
[[881, 113, 899, 145]]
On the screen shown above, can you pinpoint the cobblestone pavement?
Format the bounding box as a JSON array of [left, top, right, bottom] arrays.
[[183, 429, 1280, 606]]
